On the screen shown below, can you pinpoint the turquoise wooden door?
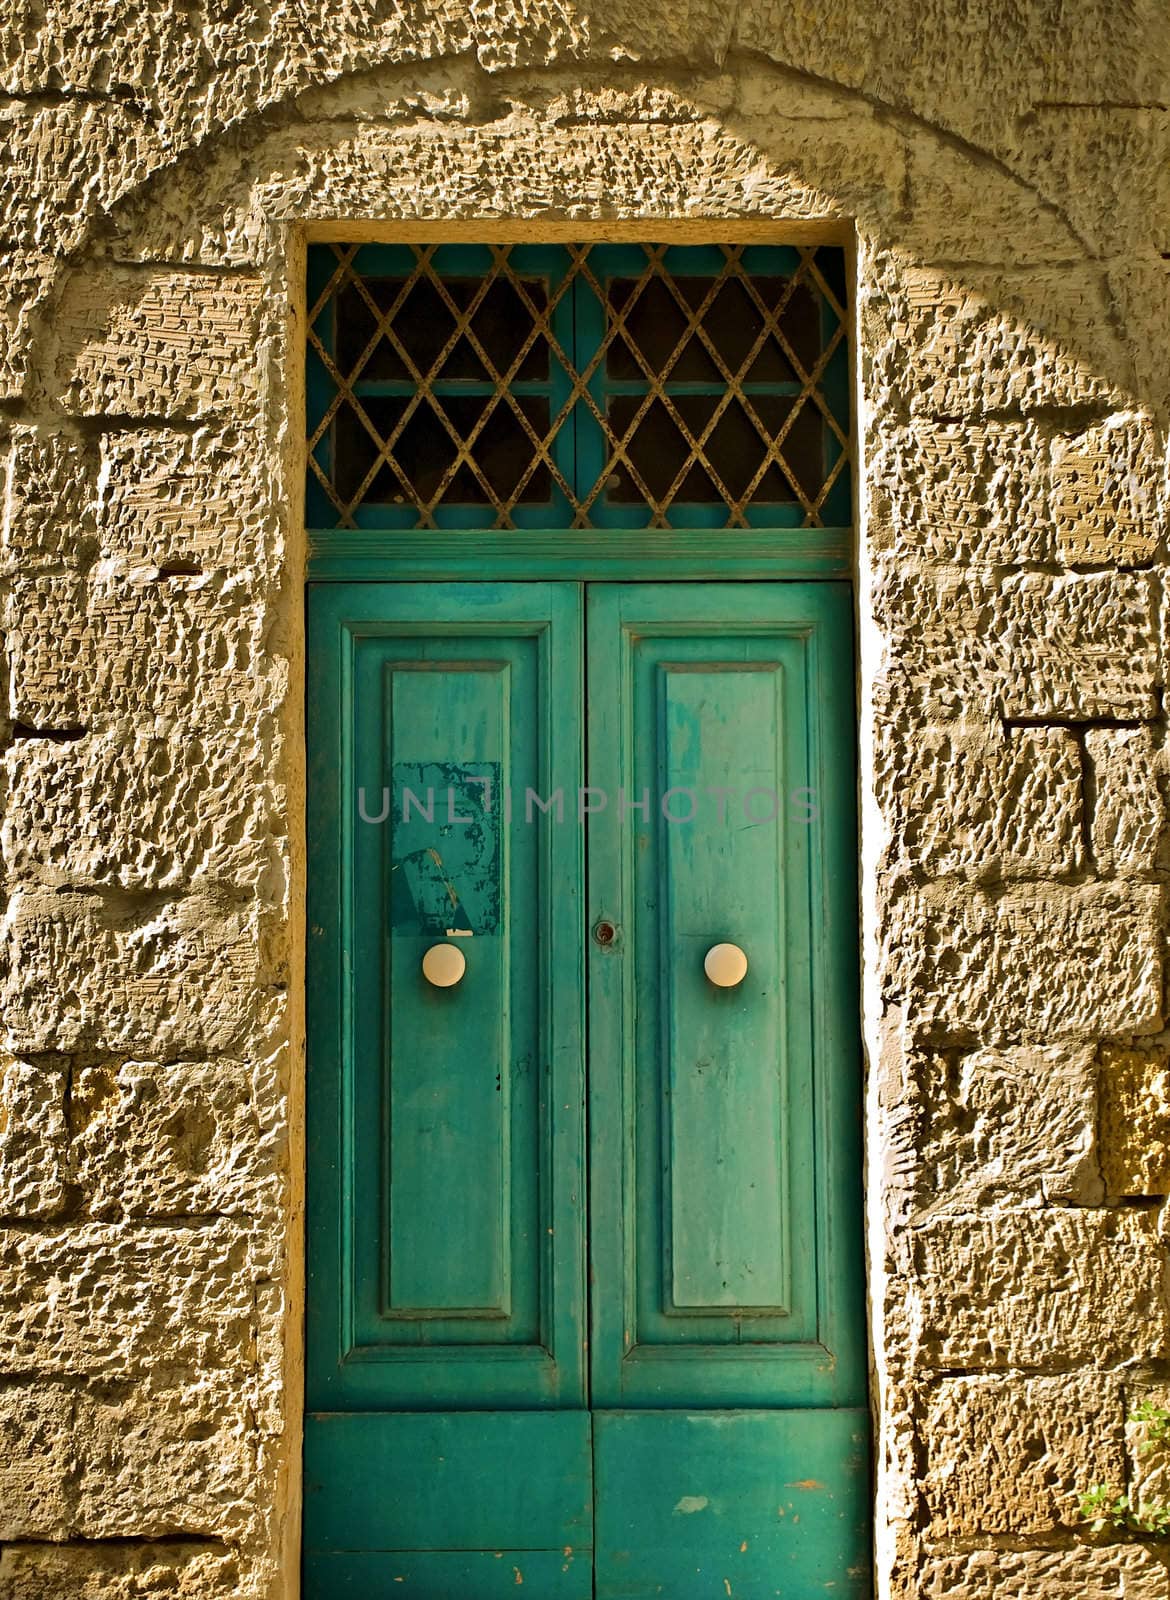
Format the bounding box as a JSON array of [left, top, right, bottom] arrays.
[[304, 578, 868, 1597]]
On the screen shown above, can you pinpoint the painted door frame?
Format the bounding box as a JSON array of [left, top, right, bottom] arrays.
[[297, 226, 871, 1597]]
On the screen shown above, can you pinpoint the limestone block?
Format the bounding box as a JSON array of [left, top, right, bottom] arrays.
[[468, 0, 737, 70], [863, 258, 1129, 417], [4, 576, 278, 731], [913, 1209, 1170, 1368], [0, 1543, 241, 1600], [1087, 727, 1166, 877], [0, 0, 203, 101], [1127, 1383, 1170, 1522], [1099, 1045, 1170, 1198], [98, 427, 276, 576], [898, 130, 1082, 265], [3, 719, 282, 893], [1108, 254, 1170, 428], [922, 1374, 1125, 1535], [1, 425, 97, 571], [0, 890, 264, 1056], [56, 269, 265, 419], [1011, 108, 1170, 258], [188, 0, 474, 146], [0, 1056, 68, 1216], [67, 1059, 278, 1217], [0, 1220, 265, 1376], [735, 0, 1170, 163], [1050, 415, 1165, 567], [876, 567, 1159, 721], [879, 722, 1082, 880], [533, 75, 739, 126], [0, 102, 162, 261], [110, 116, 852, 267], [0, 253, 55, 401], [0, 1375, 259, 1538], [893, 882, 1163, 1043], [920, 1544, 1170, 1599], [916, 1045, 1098, 1211], [867, 420, 1050, 564]]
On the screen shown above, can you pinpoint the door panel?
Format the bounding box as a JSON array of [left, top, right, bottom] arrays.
[[587, 583, 865, 1410], [306, 581, 586, 1410], [593, 1409, 871, 1599], [304, 582, 589, 1579]]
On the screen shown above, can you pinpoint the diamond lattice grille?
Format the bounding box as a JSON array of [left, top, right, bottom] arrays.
[[306, 242, 851, 532]]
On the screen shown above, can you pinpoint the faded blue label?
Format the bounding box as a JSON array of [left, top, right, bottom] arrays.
[[389, 761, 501, 935]]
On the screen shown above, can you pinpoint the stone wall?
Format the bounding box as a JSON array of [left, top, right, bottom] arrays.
[[0, 4, 1168, 1597]]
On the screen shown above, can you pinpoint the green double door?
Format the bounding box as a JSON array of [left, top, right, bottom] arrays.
[[304, 580, 869, 1598]]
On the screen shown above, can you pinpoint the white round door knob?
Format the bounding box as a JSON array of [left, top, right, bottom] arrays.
[[704, 942, 748, 988], [422, 942, 467, 988]]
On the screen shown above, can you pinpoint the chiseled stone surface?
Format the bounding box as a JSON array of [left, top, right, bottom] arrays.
[[3, 720, 282, 892], [0, 1376, 264, 1539], [4, 576, 279, 729], [1087, 727, 1167, 878], [922, 1374, 1126, 1536], [67, 1059, 280, 1218], [0, 1056, 69, 1217], [56, 270, 266, 420], [879, 722, 1082, 881], [913, 1209, 1170, 1369], [892, 883, 1164, 1043], [920, 1546, 1170, 1600], [1099, 1045, 1170, 1197], [0, 4, 1168, 1597], [915, 1045, 1099, 1211], [0, 1543, 242, 1600], [0, 890, 266, 1055], [0, 1220, 266, 1377]]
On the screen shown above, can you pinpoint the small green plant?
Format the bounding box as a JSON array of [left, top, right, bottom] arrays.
[[1079, 1402, 1170, 1540]]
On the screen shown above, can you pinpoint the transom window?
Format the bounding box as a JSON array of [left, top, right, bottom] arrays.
[[306, 242, 850, 531]]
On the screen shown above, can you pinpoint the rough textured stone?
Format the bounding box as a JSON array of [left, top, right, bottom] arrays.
[[868, 420, 1050, 564], [864, 258, 1130, 417], [916, 1045, 1099, 1211], [1087, 728, 1167, 878], [1099, 1045, 1170, 1197], [56, 270, 265, 419], [922, 1375, 1125, 1536], [913, 1210, 1170, 1369], [1, 425, 98, 572], [880, 723, 1082, 880], [0, 890, 266, 1056], [3, 720, 282, 893], [877, 567, 1160, 721], [0, 1056, 69, 1216], [109, 114, 863, 266], [0, 1376, 261, 1539], [1126, 1383, 1170, 1523], [0, 1542, 240, 1600], [893, 883, 1164, 1043], [1050, 415, 1165, 567], [98, 427, 276, 577], [0, 1221, 263, 1376], [67, 1059, 278, 1217], [4, 576, 277, 730], [920, 1546, 1170, 1600]]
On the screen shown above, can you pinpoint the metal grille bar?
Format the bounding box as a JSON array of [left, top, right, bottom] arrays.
[[306, 242, 851, 532]]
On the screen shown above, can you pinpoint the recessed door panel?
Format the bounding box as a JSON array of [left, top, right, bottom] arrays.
[[587, 582, 864, 1411], [305, 579, 586, 1422]]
